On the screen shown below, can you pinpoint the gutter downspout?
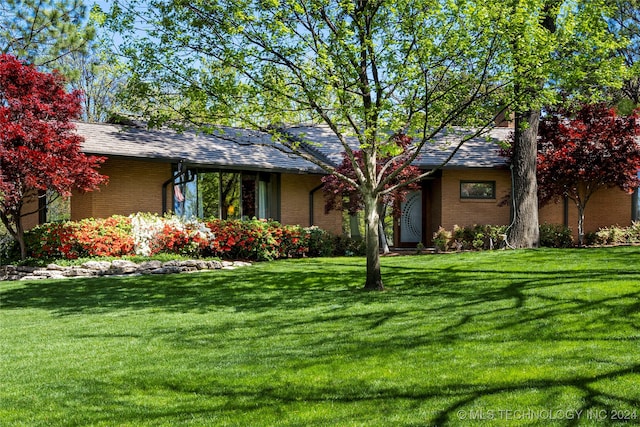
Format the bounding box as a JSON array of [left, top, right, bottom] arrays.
[[309, 183, 324, 226]]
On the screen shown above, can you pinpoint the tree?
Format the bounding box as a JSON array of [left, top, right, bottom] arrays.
[[55, 7, 131, 123], [0, 0, 95, 72], [0, 54, 107, 259], [498, 1, 624, 248], [609, 0, 640, 110], [536, 103, 640, 245], [322, 134, 422, 252], [58, 44, 129, 123], [100, 0, 517, 290]]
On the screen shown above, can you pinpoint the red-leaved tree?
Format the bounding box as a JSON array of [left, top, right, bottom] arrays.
[[0, 54, 107, 259], [322, 134, 422, 251], [537, 103, 640, 245]]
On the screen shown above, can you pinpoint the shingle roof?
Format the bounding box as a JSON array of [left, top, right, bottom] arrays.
[[75, 122, 325, 174], [283, 124, 511, 169], [415, 127, 512, 169], [75, 122, 511, 173]]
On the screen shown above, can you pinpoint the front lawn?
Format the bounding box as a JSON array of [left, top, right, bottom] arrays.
[[1, 247, 640, 426]]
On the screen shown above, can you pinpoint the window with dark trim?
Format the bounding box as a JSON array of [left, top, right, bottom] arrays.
[[173, 169, 280, 220], [460, 181, 496, 200], [39, 190, 70, 224]]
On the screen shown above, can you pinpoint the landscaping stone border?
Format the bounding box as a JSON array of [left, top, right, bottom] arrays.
[[0, 259, 252, 281]]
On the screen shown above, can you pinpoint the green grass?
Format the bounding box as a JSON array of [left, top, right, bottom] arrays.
[[2, 247, 640, 426]]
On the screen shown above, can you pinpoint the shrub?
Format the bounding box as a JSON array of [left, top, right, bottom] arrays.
[[332, 234, 366, 256], [25, 216, 134, 259], [129, 213, 214, 257], [205, 219, 332, 261], [539, 223, 574, 248], [448, 224, 507, 251], [433, 226, 452, 252], [19, 213, 343, 263], [594, 225, 623, 245], [592, 222, 640, 246], [206, 219, 279, 261], [305, 226, 335, 257], [433, 223, 578, 251]]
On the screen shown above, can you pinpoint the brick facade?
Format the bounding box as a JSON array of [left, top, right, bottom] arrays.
[[21, 195, 40, 231], [435, 169, 512, 231], [63, 158, 343, 234], [419, 168, 634, 244], [22, 156, 634, 245], [280, 174, 342, 235], [539, 187, 632, 235], [71, 158, 172, 220]]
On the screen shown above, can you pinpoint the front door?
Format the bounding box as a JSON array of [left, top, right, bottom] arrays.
[[399, 191, 423, 244]]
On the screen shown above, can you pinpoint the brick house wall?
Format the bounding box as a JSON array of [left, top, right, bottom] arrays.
[[280, 174, 342, 235], [65, 158, 342, 234], [539, 187, 632, 236], [71, 157, 172, 220], [435, 168, 512, 231], [434, 168, 634, 242], [24, 154, 634, 244], [21, 195, 40, 231]]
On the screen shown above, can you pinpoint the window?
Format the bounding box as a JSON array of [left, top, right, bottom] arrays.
[[173, 169, 280, 220], [460, 181, 496, 200], [39, 190, 70, 224]]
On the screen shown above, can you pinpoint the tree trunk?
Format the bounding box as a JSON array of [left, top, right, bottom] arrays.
[[0, 212, 27, 260], [508, 110, 540, 248], [16, 224, 27, 260], [363, 191, 384, 291], [577, 204, 585, 247], [377, 203, 390, 254]]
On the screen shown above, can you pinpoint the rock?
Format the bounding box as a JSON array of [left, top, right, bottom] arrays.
[[180, 260, 199, 268], [151, 266, 183, 274], [1, 257, 248, 281], [138, 260, 162, 270], [32, 269, 58, 277], [233, 261, 252, 268], [63, 267, 97, 277], [208, 260, 223, 270], [82, 261, 112, 271], [110, 259, 139, 274]]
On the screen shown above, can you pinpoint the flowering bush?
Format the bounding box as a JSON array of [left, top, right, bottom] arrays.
[[25, 216, 134, 259], [20, 213, 349, 262], [130, 213, 165, 256], [205, 219, 309, 261], [130, 213, 214, 257]]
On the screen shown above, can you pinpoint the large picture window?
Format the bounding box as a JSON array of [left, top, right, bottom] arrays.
[[173, 169, 280, 220], [460, 181, 496, 200]]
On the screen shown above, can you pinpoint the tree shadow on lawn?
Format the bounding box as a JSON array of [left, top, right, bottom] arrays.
[[2, 255, 638, 315], [0, 260, 365, 315], [2, 255, 640, 339], [3, 254, 640, 425]]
